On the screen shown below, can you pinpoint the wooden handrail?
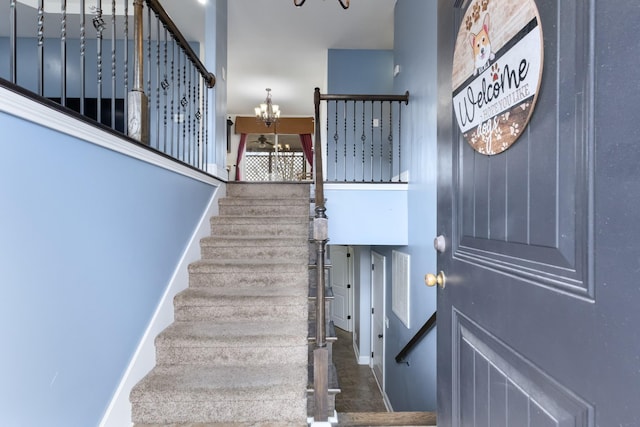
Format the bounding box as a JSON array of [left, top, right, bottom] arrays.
[[395, 311, 437, 364], [319, 91, 410, 104], [145, 0, 216, 88]]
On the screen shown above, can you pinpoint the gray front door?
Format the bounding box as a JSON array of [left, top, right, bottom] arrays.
[[436, 0, 640, 426]]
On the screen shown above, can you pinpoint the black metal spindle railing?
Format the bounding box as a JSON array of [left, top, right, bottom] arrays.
[[37, 0, 44, 96], [0, 0, 215, 174], [9, 0, 17, 83], [321, 93, 409, 183], [61, 0, 67, 106]]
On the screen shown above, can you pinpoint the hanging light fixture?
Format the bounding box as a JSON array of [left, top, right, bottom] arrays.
[[293, 0, 350, 9], [255, 88, 280, 128]]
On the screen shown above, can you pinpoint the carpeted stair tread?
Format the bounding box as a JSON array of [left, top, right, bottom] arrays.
[[200, 235, 308, 247], [157, 320, 308, 347], [132, 364, 307, 397], [211, 215, 309, 224], [176, 286, 307, 301], [189, 258, 309, 272], [135, 423, 305, 427], [131, 365, 307, 424]]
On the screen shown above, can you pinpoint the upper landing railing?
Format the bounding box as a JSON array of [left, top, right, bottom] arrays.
[[319, 90, 410, 183], [1, 0, 216, 173]]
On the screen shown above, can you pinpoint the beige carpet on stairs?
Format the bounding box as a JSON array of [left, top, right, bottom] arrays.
[[130, 183, 311, 426]]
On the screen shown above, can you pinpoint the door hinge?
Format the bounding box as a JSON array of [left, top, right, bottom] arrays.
[[347, 284, 351, 289], [371, 308, 375, 314], [371, 352, 374, 358], [347, 253, 351, 258], [372, 264, 375, 270], [347, 315, 351, 320]]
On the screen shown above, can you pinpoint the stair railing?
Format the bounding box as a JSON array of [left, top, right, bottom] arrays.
[[311, 88, 410, 422], [2, 0, 215, 173], [312, 87, 330, 422], [320, 91, 410, 182], [395, 311, 436, 364]]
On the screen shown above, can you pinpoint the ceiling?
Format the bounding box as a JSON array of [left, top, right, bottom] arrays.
[[166, 0, 397, 118]]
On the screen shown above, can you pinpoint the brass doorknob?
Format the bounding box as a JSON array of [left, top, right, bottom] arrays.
[[424, 271, 446, 289]]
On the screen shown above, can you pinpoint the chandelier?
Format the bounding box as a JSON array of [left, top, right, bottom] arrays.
[[293, 0, 350, 9], [255, 88, 280, 128]]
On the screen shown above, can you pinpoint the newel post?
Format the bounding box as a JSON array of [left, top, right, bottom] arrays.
[[128, 0, 149, 144]]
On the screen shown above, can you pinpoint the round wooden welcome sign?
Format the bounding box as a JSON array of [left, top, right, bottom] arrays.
[[452, 0, 544, 155]]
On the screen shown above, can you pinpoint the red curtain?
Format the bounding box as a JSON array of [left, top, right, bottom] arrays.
[[235, 133, 247, 181], [300, 134, 313, 172]]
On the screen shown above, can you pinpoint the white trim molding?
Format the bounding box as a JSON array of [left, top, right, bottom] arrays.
[[0, 85, 226, 186]]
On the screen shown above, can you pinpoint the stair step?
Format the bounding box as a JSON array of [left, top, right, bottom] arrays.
[[131, 364, 307, 424], [226, 182, 310, 199], [189, 259, 308, 288], [174, 287, 307, 322], [201, 237, 308, 260], [218, 200, 309, 217], [156, 320, 308, 366], [337, 411, 437, 426], [210, 217, 309, 238]]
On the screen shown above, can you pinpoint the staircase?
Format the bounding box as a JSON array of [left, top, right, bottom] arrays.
[[130, 182, 312, 426]]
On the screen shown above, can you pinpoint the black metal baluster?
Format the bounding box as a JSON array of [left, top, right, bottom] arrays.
[[196, 72, 202, 169], [333, 100, 339, 181], [170, 36, 176, 157], [388, 101, 393, 182], [361, 101, 366, 182], [398, 102, 403, 182], [37, 0, 44, 96], [352, 101, 356, 181], [177, 49, 183, 160], [370, 101, 374, 182], [161, 26, 168, 153], [343, 101, 347, 181], [204, 82, 209, 171], [188, 62, 193, 165], [61, 0, 67, 106], [156, 12, 161, 148], [379, 101, 383, 182], [9, 0, 17, 84], [80, 0, 85, 115], [146, 6, 151, 145], [123, 0, 128, 135], [181, 51, 187, 161], [95, 0, 104, 124], [325, 102, 329, 177], [111, 0, 117, 129]]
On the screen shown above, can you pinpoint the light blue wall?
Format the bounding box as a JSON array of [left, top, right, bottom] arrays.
[[205, 0, 228, 174], [0, 111, 216, 426], [370, 0, 439, 411], [328, 49, 394, 94], [327, 49, 397, 181], [326, 185, 408, 245]]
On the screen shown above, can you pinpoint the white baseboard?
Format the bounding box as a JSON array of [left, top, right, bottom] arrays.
[[98, 184, 226, 427], [353, 341, 370, 365]]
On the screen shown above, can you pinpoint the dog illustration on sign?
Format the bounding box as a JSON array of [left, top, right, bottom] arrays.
[[469, 13, 495, 75]]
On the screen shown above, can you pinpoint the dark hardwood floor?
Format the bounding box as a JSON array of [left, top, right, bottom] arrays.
[[333, 327, 388, 413]]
